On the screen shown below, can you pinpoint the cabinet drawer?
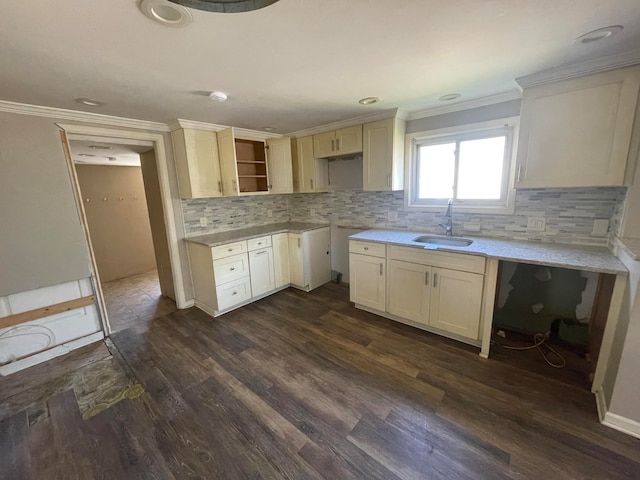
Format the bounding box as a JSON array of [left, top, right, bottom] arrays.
[[211, 241, 247, 260], [389, 245, 485, 274], [247, 236, 272, 251], [216, 277, 252, 311], [213, 253, 249, 284], [349, 240, 386, 258]]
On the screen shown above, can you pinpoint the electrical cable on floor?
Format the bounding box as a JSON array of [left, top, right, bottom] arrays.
[[493, 331, 566, 368], [0, 325, 56, 365]]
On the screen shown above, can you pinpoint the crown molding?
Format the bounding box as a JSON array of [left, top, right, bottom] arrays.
[[516, 49, 640, 88], [405, 90, 522, 121], [286, 108, 403, 138], [0, 100, 170, 132], [169, 118, 283, 140]]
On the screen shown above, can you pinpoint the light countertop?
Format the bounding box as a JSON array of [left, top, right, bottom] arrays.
[[185, 222, 329, 247], [350, 229, 627, 275]]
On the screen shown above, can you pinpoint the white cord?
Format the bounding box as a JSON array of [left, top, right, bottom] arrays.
[[0, 325, 56, 364]]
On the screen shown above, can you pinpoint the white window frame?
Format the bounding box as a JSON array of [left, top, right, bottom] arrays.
[[404, 117, 519, 214]]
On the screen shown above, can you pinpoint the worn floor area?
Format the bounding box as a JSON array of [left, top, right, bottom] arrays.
[[2, 283, 640, 479], [102, 269, 177, 333]]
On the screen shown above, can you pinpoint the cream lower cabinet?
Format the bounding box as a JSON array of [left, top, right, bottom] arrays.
[[289, 233, 304, 288], [272, 233, 290, 288], [349, 241, 386, 311], [249, 247, 275, 297], [388, 260, 430, 324]]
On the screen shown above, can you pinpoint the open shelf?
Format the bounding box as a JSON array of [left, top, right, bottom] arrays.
[[235, 138, 268, 193]]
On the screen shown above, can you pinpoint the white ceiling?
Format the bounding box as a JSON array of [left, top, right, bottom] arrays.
[[70, 140, 147, 166], [1, 0, 639, 133]]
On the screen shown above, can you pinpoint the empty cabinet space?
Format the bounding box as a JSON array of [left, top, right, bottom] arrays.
[[235, 139, 268, 193]]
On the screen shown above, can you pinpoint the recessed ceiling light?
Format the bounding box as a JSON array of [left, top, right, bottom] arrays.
[[438, 93, 462, 102], [107, 157, 118, 162], [140, 0, 192, 27], [209, 91, 228, 102], [263, 127, 276, 132], [167, 0, 280, 13], [75, 98, 103, 106], [89, 145, 113, 150], [78, 153, 96, 157], [575, 25, 623, 44], [358, 97, 380, 105]]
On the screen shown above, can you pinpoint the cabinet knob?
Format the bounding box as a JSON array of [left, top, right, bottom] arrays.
[[379, 263, 383, 275], [433, 273, 438, 287], [331, 139, 335, 152], [228, 248, 233, 252], [364, 247, 368, 250], [232, 291, 237, 295], [230, 267, 235, 271]]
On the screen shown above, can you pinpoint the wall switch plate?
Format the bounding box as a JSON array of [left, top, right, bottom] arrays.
[[267, 209, 273, 218], [592, 218, 609, 236], [463, 222, 481, 232], [527, 217, 545, 231], [388, 211, 398, 221], [310, 208, 316, 217], [199, 217, 207, 227]]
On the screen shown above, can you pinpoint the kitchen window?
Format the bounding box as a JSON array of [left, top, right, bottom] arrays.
[[406, 117, 518, 213]]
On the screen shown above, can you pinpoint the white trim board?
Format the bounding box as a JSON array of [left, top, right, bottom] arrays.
[[0, 100, 170, 132], [405, 91, 522, 121], [603, 411, 640, 440], [286, 108, 407, 138]]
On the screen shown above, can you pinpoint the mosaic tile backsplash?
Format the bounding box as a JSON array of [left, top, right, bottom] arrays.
[[183, 187, 626, 247]]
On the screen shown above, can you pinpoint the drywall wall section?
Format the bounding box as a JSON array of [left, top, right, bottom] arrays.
[[75, 164, 156, 282], [0, 113, 91, 296]]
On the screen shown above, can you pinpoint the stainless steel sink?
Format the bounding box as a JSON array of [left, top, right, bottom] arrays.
[[413, 235, 473, 247]]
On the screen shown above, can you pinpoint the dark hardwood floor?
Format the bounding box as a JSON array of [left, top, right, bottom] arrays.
[[2, 282, 640, 479]]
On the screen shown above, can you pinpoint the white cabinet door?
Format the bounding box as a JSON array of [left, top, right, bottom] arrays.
[[272, 233, 290, 288], [289, 233, 305, 288], [294, 136, 329, 193], [217, 127, 239, 196], [171, 128, 222, 199], [429, 267, 483, 340], [388, 260, 431, 325], [363, 118, 404, 192], [349, 253, 386, 311], [335, 125, 363, 155], [516, 66, 640, 188], [266, 137, 293, 194], [249, 248, 275, 297], [313, 131, 336, 158]]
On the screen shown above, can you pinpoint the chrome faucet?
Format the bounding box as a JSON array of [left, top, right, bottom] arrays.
[[438, 199, 453, 236]]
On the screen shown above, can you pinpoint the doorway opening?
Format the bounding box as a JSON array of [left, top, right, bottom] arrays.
[[64, 134, 178, 334]]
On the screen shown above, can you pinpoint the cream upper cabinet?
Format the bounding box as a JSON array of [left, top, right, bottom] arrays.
[[218, 128, 294, 195], [515, 66, 640, 188], [348, 241, 386, 311], [292, 136, 329, 193], [266, 137, 293, 194], [217, 127, 240, 196], [172, 128, 223, 199], [313, 125, 363, 158], [363, 118, 405, 191]]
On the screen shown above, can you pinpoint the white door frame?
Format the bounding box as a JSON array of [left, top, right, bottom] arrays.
[[57, 123, 189, 334]]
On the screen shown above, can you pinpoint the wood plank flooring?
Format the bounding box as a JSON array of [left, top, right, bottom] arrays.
[[2, 282, 640, 479]]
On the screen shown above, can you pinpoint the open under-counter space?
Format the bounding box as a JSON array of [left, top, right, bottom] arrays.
[[348, 229, 627, 398]]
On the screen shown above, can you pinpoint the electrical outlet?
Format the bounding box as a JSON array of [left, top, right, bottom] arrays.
[[199, 217, 207, 227], [592, 219, 609, 236], [267, 209, 273, 218], [388, 211, 398, 221], [527, 217, 545, 231], [463, 222, 481, 232], [310, 208, 316, 217]]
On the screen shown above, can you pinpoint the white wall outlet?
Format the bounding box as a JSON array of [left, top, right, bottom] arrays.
[[199, 217, 207, 227], [527, 217, 545, 231], [267, 209, 273, 218], [388, 211, 398, 221], [310, 208, 316, 217], [463, 222, 481, 232], [592, 218, 609, 236]]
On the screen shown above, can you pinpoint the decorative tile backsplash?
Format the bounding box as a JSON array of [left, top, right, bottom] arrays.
[[183, 187, 626, 247], [183, 194, 289, 236]]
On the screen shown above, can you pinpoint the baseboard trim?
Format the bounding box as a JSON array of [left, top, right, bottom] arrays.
[[603, 412, 640, 440], [595, 388, 608, 422], [0, 331, 105, 376]]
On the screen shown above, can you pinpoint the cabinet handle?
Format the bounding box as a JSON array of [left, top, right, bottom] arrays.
[[298, 238, 301, 248], [228, 248, 233, 252], [232, 179, 237, 192], [268, 184, 272, 189], [232, 291, 237, 296], [379, 263, 383, 275], [433, 273, 438, 287], [336, 138, 340, 151], [517, 165, 522, 183], [425, 271, 429, 286], [218, 181, 222, 193], [255, 250, 267, 255], [310, 179, 313, 190], [387, 173, 391, 187], [331, 139, 335, 152], [364, 246, 369, 250]]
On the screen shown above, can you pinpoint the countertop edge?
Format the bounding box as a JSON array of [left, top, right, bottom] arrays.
[[184, 223, 330, 247]]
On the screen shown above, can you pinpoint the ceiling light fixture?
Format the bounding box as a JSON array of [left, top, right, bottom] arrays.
[[140, 0, 193, 26], [575, 25, 623, 44], [75, 98, 103, 107], [78, 153, 96, 157], [263, 127, 276, 132], [167, 0, 280, 13], [89, 145, 113, 150], [438, 93, 462, 101], [358, 97, 380, 105], [209, 91, 228, 102]]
